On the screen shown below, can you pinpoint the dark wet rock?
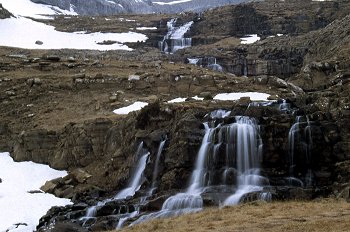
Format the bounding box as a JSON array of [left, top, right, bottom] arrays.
[[0, 4, 13, 19], [45, 222, 88, 232]]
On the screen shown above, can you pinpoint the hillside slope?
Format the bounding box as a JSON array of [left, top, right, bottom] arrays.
[[30, 0, 255, 15]]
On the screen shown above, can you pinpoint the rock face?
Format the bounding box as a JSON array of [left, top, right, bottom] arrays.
[[34, 100, 345, 231], [0, 3, 13, 19], [30, 0, 253, 15]]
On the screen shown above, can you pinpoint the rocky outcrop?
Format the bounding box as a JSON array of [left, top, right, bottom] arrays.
[[191, 0, 350, 38], [35, 99, 346, 231], [0, 4, 13, 19]]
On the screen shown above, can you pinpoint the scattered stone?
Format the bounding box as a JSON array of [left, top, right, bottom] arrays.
[[8, 54, 27, 59], [96, 40, 117, 45], [35, 40, 43, 45], [68, 57, 76, 63], [69, 169, 92, 184], [28, 190, 43, 194], [237, 96, 251, 105], [128, 75, 140, 81], [45, 55, 61, 62], [40, 177, 62, 193], [198, 92, 212, 99], [5, 90, 16, 96], [73, 73, 86, 79], [109, 95, 118, 102], [267, 95, 279, 101], [34, 78, 42, 85]]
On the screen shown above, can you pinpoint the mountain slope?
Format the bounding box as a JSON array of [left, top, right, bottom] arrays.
[[30, 0, 255, 15]]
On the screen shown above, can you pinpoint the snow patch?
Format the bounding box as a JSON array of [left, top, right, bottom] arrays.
[[0, 152, 71, 232], [153, 0, 192, 5], [136, 27, 157, 30], [0, 17, 147, 50], [113, 102, 148, 114], [213, 92, 270, 101], [240, 34, 261, 44], [0, 0, 77, 19], [167, 97, 187, 103]]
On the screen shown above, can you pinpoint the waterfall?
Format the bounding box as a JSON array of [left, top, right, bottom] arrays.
[[278, 99, 291, 112], [187, 57, 223, 72], [287, 116, 314, 187], [132, 112, 270, 225], [117, 139, 167, 229], [149, 139, 167, 195], [159, 18, 193, 54], [223, 116, 269, 206], [114, 142, 150, 200], [81, 142, 149, 223], [288, 116, 302, 177]]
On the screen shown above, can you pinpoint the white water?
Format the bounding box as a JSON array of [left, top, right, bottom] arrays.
[[114, 142, 150, 200], [81, 142, 149, 222], [159, 18, 193, 53], [287, 116, 314, 187], [116, 139, 168, 229], [188, 57, 223, 72], [150, 139, 167, 194], [278, 99, 291, 112], [133, 112, 270, 225], [187, 123, 217, 194], [223, 117, 269, 206]]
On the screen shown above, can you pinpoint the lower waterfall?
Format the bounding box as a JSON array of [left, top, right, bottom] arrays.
[[80, 142, 149, 225], [131, 112, 271, 225], [287, 115, 315, 187]]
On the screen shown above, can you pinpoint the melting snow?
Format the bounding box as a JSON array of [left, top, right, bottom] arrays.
[[213, 92, 270, 101], [0, 0, 147, 50], [0, 17, 147, 50], [136, 27, 157, 30], [240, 34, 261, 44], [153, 0, 193, 5], [167, 96, 204, 103], [113, 102, 149, 114], [0, 152, 72, 232], [0, 0, 77, 19], [167, 97, 187, 103]]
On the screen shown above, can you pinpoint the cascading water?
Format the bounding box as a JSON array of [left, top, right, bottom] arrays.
[[223, 116, 270, 205], [279, 99, 291, 112], [80, 142, 149, 224], [114, 142, 150, 200], [149, 138, 167, 195], [116, 139, 167, 229], [159, 18, 193, 54], [287, 116, 314, 187], [132, 111, 270, 225], [288, 116, 302, 178], [188, 57, 223, 72], [131, 124, 216, 225]]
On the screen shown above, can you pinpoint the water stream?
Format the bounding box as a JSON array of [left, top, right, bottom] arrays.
[[159, 18, 193, 53], [287, 116, 314, 187], [132, 112, 271, 225], [81, 142, 149, 225]]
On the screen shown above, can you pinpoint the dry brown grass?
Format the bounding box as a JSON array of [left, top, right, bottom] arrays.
[[117, 199, 350, 232]]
